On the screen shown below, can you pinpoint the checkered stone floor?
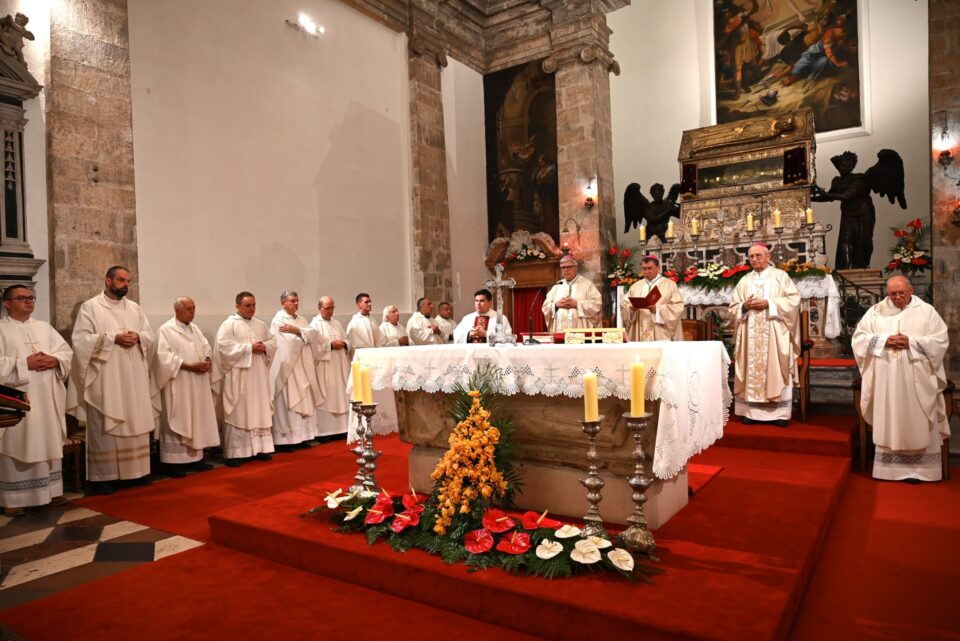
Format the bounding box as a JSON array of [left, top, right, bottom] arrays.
[[0, 497, 202, 609]]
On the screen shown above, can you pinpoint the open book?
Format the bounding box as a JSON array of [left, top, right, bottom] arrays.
[[629, 286, 662, 310], [0, 383, 29, 428]]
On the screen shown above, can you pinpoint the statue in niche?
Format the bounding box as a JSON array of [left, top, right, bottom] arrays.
[[0, 13, 34, 64], [811, 149, 906, 270], [623, 182, 681, 241]]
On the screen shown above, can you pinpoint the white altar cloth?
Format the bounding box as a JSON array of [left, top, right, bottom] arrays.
[[349, 342, 731, 480]]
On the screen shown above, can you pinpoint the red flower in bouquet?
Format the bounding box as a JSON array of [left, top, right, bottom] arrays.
[[611, 278, 620, 287], [389, 509, 421, 533], [364, 496, 395, 525], [736, 264, 751, 273], [663, 270, 680, 283], [908, 218, 923, 230], [912, 257, 927, 266], [609, 246, 619, 256], [721, 268, 735, 278], [402, 490, 426, 513], [520, 510, 562, 530], [887, 260, 900, 270], [621, 248, 631, 258], [481, 508, 516, 533], [894, 229, 907, 238], [464, 528, 494, 554], [496, 531, 532, 555]]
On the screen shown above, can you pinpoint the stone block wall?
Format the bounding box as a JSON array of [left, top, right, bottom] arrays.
[[46, 0, 138, 333]]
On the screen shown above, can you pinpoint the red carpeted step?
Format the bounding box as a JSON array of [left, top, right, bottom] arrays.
[[720, 415, 854, 458]]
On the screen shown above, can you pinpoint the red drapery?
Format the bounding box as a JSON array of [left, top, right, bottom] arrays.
[[512, 287, 547, 338]]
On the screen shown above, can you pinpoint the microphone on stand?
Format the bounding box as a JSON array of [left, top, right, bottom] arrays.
[[524, 287, 545, 345]]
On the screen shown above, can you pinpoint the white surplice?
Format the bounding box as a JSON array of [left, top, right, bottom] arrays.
[[308, 315, 350, 437], [452, 311, 514, 344], [0, 317, 72, 507], [269, 310, 323, 446], [406, 312, 443, 345], [67, 293, 156, 481], [346, 312, 398, 441], [852, 296, 950, 481], [214, 314, 277, 458], [345, 313, 382, 356], [379, 321, 408, 347], [151, 318, 220, 464], [434, 316, 456, 343], [542, 275, 602, 332]]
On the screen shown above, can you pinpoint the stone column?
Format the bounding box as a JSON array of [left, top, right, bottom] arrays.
[[46, 0, 138, 333], [407, 43, 453, 304]]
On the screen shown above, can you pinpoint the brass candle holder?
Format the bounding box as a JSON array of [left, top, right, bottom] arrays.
[[619, 411, 658, 559], [579, 415, 606, 538]]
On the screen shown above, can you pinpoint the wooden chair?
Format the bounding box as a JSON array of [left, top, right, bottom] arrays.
[[854, 379, 953, 479], [681, 319, 706, 341], [61, 423, 87, 492], [796, 309, 813, 422]]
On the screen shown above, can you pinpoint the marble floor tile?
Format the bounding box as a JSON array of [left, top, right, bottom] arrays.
[[153, 535, 203, 561], [1, 543, 98, 589]]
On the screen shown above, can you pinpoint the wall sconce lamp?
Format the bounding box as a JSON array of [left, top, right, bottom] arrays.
[[583, 177, 597, 210], [938, 149, 954, 172], [286, 12, 325, 37], [561, 214, 584, 246]]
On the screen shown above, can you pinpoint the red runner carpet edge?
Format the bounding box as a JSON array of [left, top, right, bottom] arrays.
[[720, 414, 854, 458], [687, 463, 723, 495]]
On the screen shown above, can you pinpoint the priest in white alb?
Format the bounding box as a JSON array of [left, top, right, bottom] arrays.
[[379, 305, 410, 347], [622, 255, 685, 341], [406, 297, 444, 345], [435, 301, 456, 343], [345, 292, 397, 441], [269, 291, 323, 452], [151, 297, 219, 477], [729, 245, 800, 427], [453, 289, 513, 343], [309, 296, 350, 441], [0, 286, 73, 515], [542, 254, 602, 332], [852, 275, 950, 482], [68, 266, 156, 493], [214, 291, 277, 466]]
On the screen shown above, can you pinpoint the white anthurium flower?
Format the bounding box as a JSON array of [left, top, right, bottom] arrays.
[[323, 488, 342, 502], [607, 548, 635, 572], [587, 535, 613, 549], [536, 539, 563, 560], [359, 490, 379, 499], [326, 496, 346, 509], [555, 524, 582, 539], [343, 505, 364, 521], [570, 539, 601, 564]]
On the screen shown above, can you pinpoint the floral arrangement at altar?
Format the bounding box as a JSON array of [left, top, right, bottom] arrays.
[[305, 368, 652, 580], [779, 260, 832, 279], [604, 245, 639, 288], [663, 259, 830, 290], [508, 244, 548, 261], [885, 217, 930, 275]]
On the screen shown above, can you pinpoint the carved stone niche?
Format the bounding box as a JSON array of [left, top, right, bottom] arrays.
[[0, 13, 44, 293]]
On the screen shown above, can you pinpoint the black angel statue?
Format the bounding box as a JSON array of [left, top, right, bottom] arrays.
[[811, 149, 907, 269], [623, 182, 682, 241]]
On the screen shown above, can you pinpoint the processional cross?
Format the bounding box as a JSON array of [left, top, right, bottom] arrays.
[[484, 263, 517, 346]]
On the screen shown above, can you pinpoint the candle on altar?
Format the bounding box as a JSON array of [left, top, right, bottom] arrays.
[[666, 221, 675, 238], [690, 218, 700, 236], [805, 208, 814, 224], [639, 224, 646, 242], [630, 361, 646, 416], [746, 213, 754, 231], [773, 209, 783, 229], [583, 372, 599, 422], [360, 366, 374, 405], [350, 361, 363, 402]]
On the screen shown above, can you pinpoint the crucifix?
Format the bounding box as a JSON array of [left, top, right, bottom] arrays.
[[484, 263, 517, 346], [22, 333, 40, 354]]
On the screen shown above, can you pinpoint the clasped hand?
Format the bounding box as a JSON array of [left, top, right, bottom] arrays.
[[278, 324, 302, 336], [114, 331, 140, 348], [743, 295, 769, 311], [252, 340, 267, 354], [183, 359, 212, 374], [885, 333, 910, 350], [556, 297, 577, 310], [26, 352, 58, 371]]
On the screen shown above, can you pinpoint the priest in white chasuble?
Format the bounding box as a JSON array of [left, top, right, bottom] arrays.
[[309, 297, 350, 440], [406, 297, 444, 345], [345, 292, 382, 357], [0, 286, 73, 515], [379, 305, 410, 347], [729, 245, 800, 427], [542, 254, 602, 332], [622, 255, 685, 342], [454, 289, 513, 344], [214, 292, 277, 466], [435, 301, 456, 343], [269, 291, 323, 451], [852, 276, 950, 482], [151, 297, 219, 477], [68, 266, 156, 492]]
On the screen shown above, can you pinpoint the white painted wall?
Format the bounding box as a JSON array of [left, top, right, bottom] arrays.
[[442, 57, 489, 318], [609, 0, 930, 270], [127, 0, 412, 335]]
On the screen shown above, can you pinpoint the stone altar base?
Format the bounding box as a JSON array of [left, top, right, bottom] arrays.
[[396, 390, 689, 529]]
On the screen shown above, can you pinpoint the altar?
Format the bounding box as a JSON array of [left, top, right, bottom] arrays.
[[350, 341, 730, 528]]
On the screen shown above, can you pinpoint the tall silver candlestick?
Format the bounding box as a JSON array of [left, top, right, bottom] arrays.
[[619, 412, 658, 559], [579, 416, 605, 537], [347, 400, 368, 495], [357, 403, 381, 493]]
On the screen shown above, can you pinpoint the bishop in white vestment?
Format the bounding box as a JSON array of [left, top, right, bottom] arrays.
[[852, 276, 950, 482], [309, 297, 350, 439], [453, 289, 513, 344], [406, 297, 444, 345], [0, 286, 73, 514], [214, 292, 277, 465], [622, 256, 685, 341], [729, 246, 800, 426], [151, 298, 219, 475], [67, 267, 156, 490], [345, 293, 397, 440], [269, 291, 323, 450], [542, 254, 602, 332]]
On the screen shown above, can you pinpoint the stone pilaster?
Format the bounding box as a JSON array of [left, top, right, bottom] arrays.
[[46, 0, 138, 333], [408, 46, 453, 303]]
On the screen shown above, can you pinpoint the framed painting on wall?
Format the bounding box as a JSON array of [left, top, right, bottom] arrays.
[[712, 0, 868, 140]]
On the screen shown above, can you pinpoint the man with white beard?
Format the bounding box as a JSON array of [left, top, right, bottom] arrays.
[[151, 297, 219, 477], [214, 292, 276, 466], [0, 286, 73, 515], [68, 266, 156, 494], [309, 296, 350, 441], [406, 297, 444, 345], [269, 291, 323, 452]]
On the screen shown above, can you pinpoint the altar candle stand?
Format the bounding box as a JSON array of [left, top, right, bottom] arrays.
[[354, 366, 382, 493], [580, 373, 605, 537], [619, 411, 657, 558], [662, 232, 677, 272], [347, 399, 368, 495]]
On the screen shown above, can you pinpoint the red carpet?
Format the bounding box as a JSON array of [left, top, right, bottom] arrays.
[[720, 414, 853, 458], [687, 463, 723, 495]]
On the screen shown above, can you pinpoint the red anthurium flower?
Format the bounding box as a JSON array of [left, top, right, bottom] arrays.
[[684, 275, 695, 283], [909, 218, 922, 230], [389, 509, 421, 533], [520, 510, 563, 530], [496, 531, 532, 555], [402, 490, 426, 510], [611, 278, 620, 287], [887, 261, 899, 270], [464, 528, 494, 554], [894, 229, 907, 238], [481, 508, 516, 533], [609, 246, 618, 256], [916, 258, 928, 265], [621, 248, 631, 258], [364, 500, 395, 525], [721, 269, 735, 278]]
